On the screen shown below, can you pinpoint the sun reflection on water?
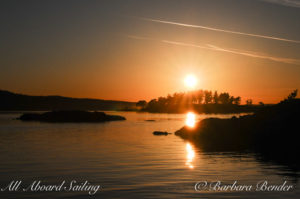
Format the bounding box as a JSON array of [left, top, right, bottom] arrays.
[[185, 143, 195, 169], [185, 112, 196, 128]]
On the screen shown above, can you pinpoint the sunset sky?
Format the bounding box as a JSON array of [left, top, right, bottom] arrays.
[[1, 0, 300, 103]]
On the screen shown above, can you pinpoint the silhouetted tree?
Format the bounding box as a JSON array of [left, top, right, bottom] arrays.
[[246, 99, 253, 106], [204, 90, 213, 104], [213, 91, 219, 104], [191, 92, 198, 104], [144, 89, 245, 112], [148, 99, 157, 107], [219, 93, 230, 104], [136, 100, 147, 108], [229, 96, 235, 104], [233, 97, 241, 105], [197, 90, 204, 104], [287, 89, 298, 100], [158, 97, 167, 106], [166, 94, 173, 105]]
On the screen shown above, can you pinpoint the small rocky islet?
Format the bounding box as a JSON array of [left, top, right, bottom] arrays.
[[18, 110, 126, 123], [153, 131, 171, 136]]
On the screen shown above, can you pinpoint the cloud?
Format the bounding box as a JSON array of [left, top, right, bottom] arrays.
[[126, 35, 154, 41], [259, 0, 300, 8], [140, 17, 300, 44], [127, 35, 300, 65]]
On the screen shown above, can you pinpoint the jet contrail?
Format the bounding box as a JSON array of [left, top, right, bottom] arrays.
[[206, 44, 300, 65], [140, 17, 300, 44], [126, 34, 300, 65], [163, 40, 300, 65], [259, 0, 300, 8]]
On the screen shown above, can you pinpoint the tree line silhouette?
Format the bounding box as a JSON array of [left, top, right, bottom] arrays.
[[137, 90, 256, 113]]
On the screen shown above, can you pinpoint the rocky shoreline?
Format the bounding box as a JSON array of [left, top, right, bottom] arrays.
[[175, 99, 300, 169]]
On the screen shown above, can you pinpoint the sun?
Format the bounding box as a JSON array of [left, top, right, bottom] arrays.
[[184, 74, 197, 89]]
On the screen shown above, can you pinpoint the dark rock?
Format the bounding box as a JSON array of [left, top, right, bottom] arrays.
[[18, 110, 126, 123], [153, 131, 171, 136], [175, 99, 300, 169]]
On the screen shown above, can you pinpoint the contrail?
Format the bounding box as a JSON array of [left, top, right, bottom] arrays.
[[127, 34, 300, 65], [206, 44, 300, 65], [140, 17, 300, 44], [163, 40, 300, 65], [259, 0, 300, 8]]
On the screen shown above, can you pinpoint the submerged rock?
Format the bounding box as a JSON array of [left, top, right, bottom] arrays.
[[153, 131, 171, 136], [18, 110, 126, 123]]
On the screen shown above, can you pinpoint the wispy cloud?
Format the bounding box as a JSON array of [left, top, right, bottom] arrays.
[[259, 0, 300, 8], [126, 35, 154, 41], [140, 17, 300, 44], [127, 34, 300, 65]]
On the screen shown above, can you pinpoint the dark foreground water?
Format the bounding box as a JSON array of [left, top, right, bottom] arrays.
[[0, 112, 298, 199]]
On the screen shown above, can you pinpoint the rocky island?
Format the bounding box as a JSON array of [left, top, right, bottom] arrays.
[[18, 110, 126, 123], [175, 93, 299, 168], [153, 131, 171, 136]]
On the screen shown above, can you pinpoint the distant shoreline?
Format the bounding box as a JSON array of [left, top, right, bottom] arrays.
[[0, 90, 136, 111], [0, 89, 267, 114]]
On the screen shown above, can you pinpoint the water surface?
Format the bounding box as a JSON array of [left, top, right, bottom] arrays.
[[0, 112, 298, 198]]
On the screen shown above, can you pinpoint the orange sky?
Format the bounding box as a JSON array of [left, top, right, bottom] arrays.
[[1, 0, 300, 104]]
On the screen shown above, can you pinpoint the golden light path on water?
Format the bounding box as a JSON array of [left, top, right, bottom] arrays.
[[185, 112, 197, 168], [185, 112, 196, 128], [185, 143, 195, 169]]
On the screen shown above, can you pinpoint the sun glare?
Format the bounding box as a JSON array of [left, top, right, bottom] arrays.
[[184, 74, 197, 89], [185, 112, 196, 128]]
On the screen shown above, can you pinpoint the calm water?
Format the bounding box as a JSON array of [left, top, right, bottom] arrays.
[[0, 112, 298, 199]]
